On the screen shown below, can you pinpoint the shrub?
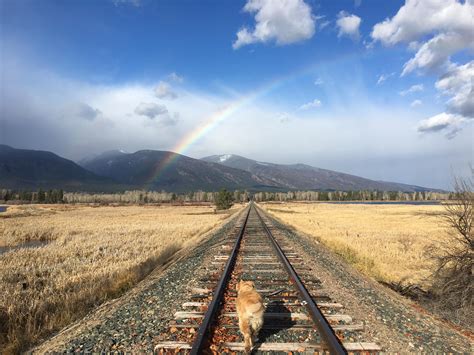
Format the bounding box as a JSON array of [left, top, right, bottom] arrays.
[[215, 189, 234, 210], [430, 169, 473, 323]]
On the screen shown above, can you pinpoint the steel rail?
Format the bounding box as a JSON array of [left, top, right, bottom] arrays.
[[190, 204, 251, 355], [254, 206, 348, 355]]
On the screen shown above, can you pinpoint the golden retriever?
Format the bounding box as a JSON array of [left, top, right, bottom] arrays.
[[236, 280, 265, 354]]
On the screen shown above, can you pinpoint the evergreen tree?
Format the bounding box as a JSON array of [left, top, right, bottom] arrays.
[[215, 189, 234, 210], [47, 190, 53, 203], [319, 191, 329, 201], [38, 189, 46, 203]]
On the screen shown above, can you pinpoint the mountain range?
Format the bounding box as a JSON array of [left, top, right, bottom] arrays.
[[201, 154, 431, 192], [0, 145, 439, 192], [0, 144, 121, 191], [80, 149, 262, 192]]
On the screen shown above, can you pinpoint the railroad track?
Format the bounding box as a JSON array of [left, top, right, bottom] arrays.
[[155, 203, 381, 354]]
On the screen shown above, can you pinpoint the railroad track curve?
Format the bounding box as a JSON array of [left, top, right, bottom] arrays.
[[155, 203, 381, 354]]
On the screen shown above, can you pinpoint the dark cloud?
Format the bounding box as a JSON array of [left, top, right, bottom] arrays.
[[417, 112, 467, 139], [134, 102, 168, 119], [66, 102, 102, 121]]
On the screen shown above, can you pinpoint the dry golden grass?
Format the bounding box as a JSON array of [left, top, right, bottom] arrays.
[[261, 202, 447, 287], [0, 203, 241, 353]]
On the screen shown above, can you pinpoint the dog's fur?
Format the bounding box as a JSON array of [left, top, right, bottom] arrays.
[[236, 280, 265, 354]]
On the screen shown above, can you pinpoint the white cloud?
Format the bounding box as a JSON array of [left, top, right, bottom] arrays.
[[318, 20, 331, 30], [314, 77, 324, 86], [408, 41, 421, 51], [402, 32, 470, 75], [168, 72, 184, 83], [371, 0, 473, 46], [371, 0, 473, 138], [112, 0, 141, 7], [232, 0, 316, 49], [314, 15, 330, 31], [399, 84, 424, 96], [436, 61, 474, 118], [376, 72, 395, 85], [155, 81, 177, 99], [417, 112, 466, 139], [299, 99, 322, 110], [410, 99, 422, 107], [134, 102, 168, 119], [336, 11, 361, 40]]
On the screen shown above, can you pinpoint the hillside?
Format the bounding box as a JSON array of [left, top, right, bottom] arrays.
[[0, 145, 120, 191], [77, 149, 128, 167], [80, 150, 265, 192], [202, 154, 434, 192]]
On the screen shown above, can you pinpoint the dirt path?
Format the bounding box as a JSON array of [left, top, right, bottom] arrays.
[[33, 209, 473, 353]]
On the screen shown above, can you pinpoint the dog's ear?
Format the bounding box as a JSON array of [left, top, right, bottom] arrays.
[[249, 281, 255, 288]]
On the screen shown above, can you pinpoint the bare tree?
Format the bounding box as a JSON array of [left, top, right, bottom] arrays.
[[430, 168, 473, 321]]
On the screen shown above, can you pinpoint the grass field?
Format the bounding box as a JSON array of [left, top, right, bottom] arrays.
[[261, 202, 447, 287], [0, 203, 242, 353]]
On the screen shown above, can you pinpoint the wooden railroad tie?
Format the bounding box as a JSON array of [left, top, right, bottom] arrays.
[[155, 341, 382, 352]]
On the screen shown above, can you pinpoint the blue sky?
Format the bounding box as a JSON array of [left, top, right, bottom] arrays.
[[1, 0, 472, 189]]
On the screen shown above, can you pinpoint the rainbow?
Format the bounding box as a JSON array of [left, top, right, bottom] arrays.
[[146, 50, 362, 186], [146, 80, 281, 186]]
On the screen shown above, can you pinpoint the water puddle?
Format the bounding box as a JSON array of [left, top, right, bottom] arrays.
[[0, 206, 7, 213], [0, 240, 50, 255]]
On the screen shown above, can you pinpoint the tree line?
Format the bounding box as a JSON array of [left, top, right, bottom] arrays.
[[253, 190, 450, 202], [0, 189, 251, 204], [63, 190, 251, 204], [0, 188, 450, 204], [0, 189, 64, 203]]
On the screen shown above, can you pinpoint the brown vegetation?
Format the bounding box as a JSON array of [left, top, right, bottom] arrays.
[[0, 204, 241, 353], [261, 202, 447, 286], [429, 172, 473, 325], [262, 198, 474, 328]]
